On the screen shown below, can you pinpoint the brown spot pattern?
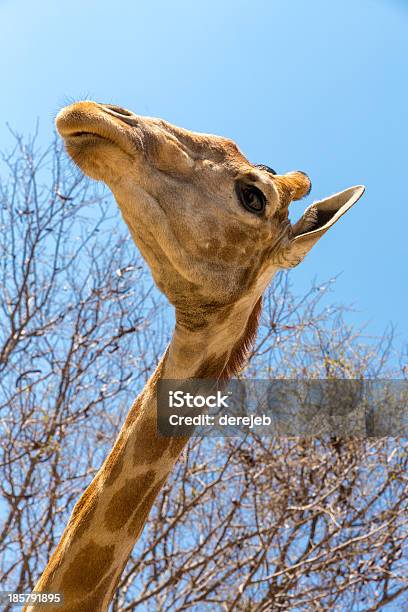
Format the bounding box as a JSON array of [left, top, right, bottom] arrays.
[[127, 475, 168, 536], [60, 541, 114, 597], [194, 351, 228, 379], [219, 245, 239, 261], [133, 416, 172, 465], [168, 435, 189, 458], [69, 478, 100, 548], [225, 225, 250, 245], [61, 570, 116, 612], [104, 451, 125, 487], [104, 470, 156, 532]]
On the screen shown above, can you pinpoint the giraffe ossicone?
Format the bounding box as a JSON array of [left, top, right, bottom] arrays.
[[27, 101, 364, 611]]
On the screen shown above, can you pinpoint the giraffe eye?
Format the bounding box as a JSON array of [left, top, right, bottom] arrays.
[[235, 181, 266, 215]]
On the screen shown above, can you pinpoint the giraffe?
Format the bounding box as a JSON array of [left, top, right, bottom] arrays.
[[28, 101, 364, 611]]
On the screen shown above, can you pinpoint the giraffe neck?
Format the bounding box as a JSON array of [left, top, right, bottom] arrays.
[[30, 292, 263, 611]]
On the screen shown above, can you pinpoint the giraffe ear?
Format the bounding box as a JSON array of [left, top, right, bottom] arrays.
[[283, 185, 365, 266]]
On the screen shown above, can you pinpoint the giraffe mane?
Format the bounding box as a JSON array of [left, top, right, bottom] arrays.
[[222, 296, 262, 380]]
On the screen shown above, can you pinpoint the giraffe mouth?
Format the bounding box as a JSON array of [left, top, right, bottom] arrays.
[[65, 131, 109, 142], [69, 131, 101, 138], [63, 130, 116, 146]]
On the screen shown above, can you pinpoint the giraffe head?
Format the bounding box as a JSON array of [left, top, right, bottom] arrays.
[[56, 102, 364, 319]]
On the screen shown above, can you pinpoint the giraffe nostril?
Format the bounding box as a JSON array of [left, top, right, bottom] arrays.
[[103, 104, 133, 117]]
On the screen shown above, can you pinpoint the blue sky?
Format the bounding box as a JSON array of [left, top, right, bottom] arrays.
[[1, 0, 407, 348]]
